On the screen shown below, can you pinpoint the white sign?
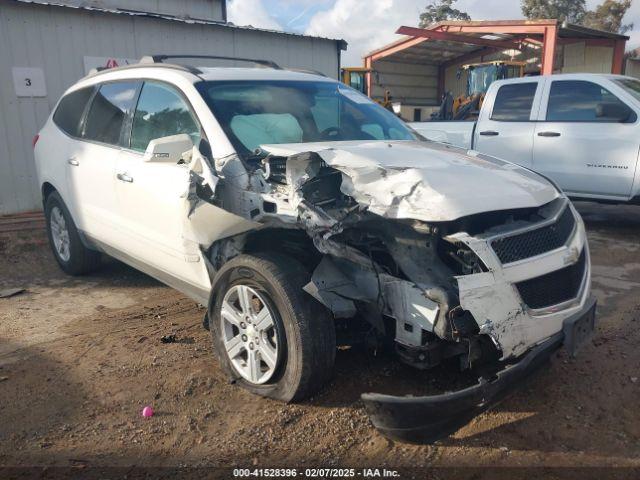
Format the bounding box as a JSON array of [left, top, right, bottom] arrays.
[[83, 56, 137, 74], [12, 67, 47, 97]]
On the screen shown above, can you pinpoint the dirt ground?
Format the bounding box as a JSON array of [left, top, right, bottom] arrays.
[[1, 202, 639, 478]]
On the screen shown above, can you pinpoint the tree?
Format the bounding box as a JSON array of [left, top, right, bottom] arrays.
[[419, 0, 471, 28], [582, 0, 633, 34], [520, 0, 586, 23]]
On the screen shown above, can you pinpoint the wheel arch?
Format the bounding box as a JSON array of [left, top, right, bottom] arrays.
[[41, 181, 57, 207]]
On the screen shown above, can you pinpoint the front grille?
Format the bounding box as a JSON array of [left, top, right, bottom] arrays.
[[491, 206, 576, 264], [515, 250, 586, 309]]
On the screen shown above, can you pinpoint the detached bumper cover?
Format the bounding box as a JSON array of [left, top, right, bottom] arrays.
[[361, 296, 597, 444]]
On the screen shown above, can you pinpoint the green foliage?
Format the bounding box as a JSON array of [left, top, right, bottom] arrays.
[[419, 0, 471, 28], [521, 0, 632, 34], [520, 0, 586, 23], [582, 0, 633, 34]]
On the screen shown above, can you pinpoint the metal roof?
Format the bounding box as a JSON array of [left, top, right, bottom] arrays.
[[11, 0, 348, 49], [365, 19, 627, 65]]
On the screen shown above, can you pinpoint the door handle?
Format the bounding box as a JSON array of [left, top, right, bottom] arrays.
[[67, 158, 79, 166], [479, 130, 499, 136], [537, 131, 561, 137], [116, 172, 133, 183]]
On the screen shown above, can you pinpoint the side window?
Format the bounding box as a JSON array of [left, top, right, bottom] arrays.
[[53, 87, 94, 137], [546, 80, 635, 123], [130, 82, 201, 152], [491, 83, 538, 122], [83, 82, 138, 145]]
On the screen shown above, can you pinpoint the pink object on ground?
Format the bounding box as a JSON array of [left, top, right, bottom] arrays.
[[141, 406, 154, 418]]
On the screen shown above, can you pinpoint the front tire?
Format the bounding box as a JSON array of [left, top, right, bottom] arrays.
[[209, 253, 335, 402], [45, 191, 100, 275]]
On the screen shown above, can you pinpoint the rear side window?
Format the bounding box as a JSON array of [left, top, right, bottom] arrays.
[[130, 82, 200, 152], [546, 80, 635, 123], [83, 82, 138, 145], [53, 87, 94, 137], [491, 83, 538, 121]]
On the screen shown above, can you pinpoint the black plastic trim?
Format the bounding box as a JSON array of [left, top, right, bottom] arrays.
[[361, 296, 597, 444]]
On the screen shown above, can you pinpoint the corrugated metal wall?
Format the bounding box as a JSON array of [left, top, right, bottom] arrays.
[[370, 60, 438, 106], [0, 1, 341, 215], [626, 58, 640, 79], [58, 0, 225, 21], [562, 42, 614, 74]]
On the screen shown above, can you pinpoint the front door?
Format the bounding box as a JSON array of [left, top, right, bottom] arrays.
[[533, 79, 639, 200], [114, 81, 211, 295]]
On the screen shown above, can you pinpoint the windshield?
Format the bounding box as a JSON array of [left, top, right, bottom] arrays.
[[614, 78, 640, 102], [196, 80, 415, 157]]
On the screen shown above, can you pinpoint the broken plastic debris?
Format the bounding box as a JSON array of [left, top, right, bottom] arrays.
[[0, 288, 25, 299], [141, 406, 154, 418]]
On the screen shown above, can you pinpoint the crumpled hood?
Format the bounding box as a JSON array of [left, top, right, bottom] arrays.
[[262, 140, 559, 222]]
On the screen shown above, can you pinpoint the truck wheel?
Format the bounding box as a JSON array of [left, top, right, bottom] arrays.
[[44, 191, 100, 275], [209, 253, 335, 402]]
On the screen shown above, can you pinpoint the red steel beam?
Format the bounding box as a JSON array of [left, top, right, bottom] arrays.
[[396, 26, 523, 51], [367, 36, 428, 62], [541, 25, 558, 75], [612, 39, 626, 74], [364, 56, 373, 98], [441, 25, 548, 35]]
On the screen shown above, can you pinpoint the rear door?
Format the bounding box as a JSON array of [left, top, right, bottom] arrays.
[[473, 78, 544, 168], [49, 85, 95, 221], [66, 81, 139, 245], [114, 80, 211, 294], [533, 79, 639, 199]]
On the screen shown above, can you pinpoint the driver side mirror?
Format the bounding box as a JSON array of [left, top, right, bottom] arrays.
[[143, 134, 194, 163]]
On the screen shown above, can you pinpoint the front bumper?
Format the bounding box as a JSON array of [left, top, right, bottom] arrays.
[[361, 295, 596, 444]]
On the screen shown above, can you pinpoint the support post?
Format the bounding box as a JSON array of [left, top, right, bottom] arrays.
[[612, 39, 626, 74], [364, 56, 372, 98], [541, 25, 558, 75]]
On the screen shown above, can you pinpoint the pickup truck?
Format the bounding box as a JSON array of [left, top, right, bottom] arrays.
[[411, 73, 640, 204]]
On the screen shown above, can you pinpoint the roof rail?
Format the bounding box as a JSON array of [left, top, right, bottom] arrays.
[[85, 61, 203, 78], [140, 54, 281, 70]]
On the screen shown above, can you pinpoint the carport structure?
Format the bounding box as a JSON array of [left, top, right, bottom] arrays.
[[363, 20, 629, 120]]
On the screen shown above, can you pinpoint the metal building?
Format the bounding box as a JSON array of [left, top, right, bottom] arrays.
[[363, 20, 628, 121], [0, 0, 346, 215]]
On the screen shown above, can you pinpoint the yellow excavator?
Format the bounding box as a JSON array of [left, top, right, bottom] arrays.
[[341, 67, 393, 110], [435, 60, 526, 121]]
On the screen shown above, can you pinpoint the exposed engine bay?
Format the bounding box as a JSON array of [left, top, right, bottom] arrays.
[[184, 139, 590, 374]]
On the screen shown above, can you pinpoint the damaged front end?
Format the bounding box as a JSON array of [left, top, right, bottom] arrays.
[[191, 139, 595, 443]]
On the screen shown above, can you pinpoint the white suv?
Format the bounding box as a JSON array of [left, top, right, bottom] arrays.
[[35, 56, 596, 443]]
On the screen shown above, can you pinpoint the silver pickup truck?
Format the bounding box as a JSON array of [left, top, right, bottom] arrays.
[[411, 73, 640, 204]]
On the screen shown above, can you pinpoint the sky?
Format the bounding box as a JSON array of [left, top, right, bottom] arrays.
[[227, 0, 640, 66]]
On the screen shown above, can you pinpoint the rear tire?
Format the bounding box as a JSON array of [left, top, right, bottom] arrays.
[[209, 252, 335, 402], [44, 191, 101, 275]]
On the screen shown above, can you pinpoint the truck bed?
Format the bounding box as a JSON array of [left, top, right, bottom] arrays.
[[409, 121, 476, 149]]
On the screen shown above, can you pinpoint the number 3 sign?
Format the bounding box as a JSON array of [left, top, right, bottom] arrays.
[[12, 67, 47, 97]]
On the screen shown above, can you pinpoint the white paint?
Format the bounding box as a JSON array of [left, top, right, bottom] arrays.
[[410, 73, 640, 204], [35, 63, 593, 363], [262, 140, 559, 222], [455, 206, 591, 359], [12, 67, 46, 97]]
